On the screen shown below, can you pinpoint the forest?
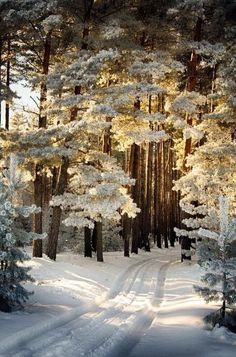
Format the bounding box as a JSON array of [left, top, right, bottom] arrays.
[[0, 0, 236, 356]]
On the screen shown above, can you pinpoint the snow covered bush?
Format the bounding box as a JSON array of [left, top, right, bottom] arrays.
[[0, 155, 44, 312], [194, 196, 236, 326]]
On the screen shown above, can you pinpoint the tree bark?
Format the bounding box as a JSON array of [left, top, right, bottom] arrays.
[[122, 149, 131, 257], [33, 31, 52, 257], [0, 37, 2, 126], [84, 227, 92, 258], [5, 36, 10, 130], [130, 96, 141, 254], [92, 226, 97, 252], [123, 213, 130, 257], [130, 143, 140, 254], [46, 157, 69, 260], [33, 163, 43, 257], [183, 18, 202, 171], [95, 221, 103, 262]]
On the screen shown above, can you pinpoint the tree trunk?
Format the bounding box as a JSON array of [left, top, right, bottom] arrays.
[[163, 141, 168, 249], [221, 299, 226, 320], [140, 144, 147, 247], [95, 221, 103, 262], [5, 36, 10, 130], [0, 37, 2, 126], [32, 163, 43, 257], [169, 140, 175, 247], [92, 226, 97, 252], [123, 213, 130, 257], [221, 272, 227, 321], [84, 227, 92, 258], [131, 96, 141, 254], [153, 141, 158, 246], [131, 143, 140, 254], [33, 32, 52, 257], [183, 18, 202, 171], [39, 32, 52, 128], [122, 150, 131, 256], [46, 82, 81, 260], [45, 206, 61, 261], [46, 157, 69, 260], [156, 138, 162, 248], [92, 100, 112, 262]]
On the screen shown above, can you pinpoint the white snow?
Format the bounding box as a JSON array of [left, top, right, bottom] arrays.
[[0, 246, 235, 357]]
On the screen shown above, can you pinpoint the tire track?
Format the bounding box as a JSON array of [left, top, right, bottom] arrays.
[[1, 257, 158, 357], [90, 261, 172, 357]]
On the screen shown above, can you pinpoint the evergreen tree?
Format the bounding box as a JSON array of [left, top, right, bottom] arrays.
[[194, 196, 236, 324], [0, 155, 44, 312]]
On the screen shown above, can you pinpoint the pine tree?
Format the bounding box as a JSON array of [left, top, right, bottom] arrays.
[[194, 196, 236, 324], [0, 155, 44, 312]]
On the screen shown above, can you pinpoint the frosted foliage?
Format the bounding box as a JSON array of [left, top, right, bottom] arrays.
[[170, 92, 206, 114], [219, 196, 228, 244], [51, 153, 139, 229], [183, 127, 204, 141], [176, 0, 204, 18], [9, 154, 18, 186], [136, 112, 166, 123], [170, 116, 188, 129], [174, 120, 236, 240], [102, 20, 124, 40], [195, 196, 236, 309], [188, 41, 225, 63], [127, 129, 170, 146], [61, 49, 118, 89], [0, 157, 45, 310], [198, 228, 219, 241], [41, 15, 62, 32], [130, 54, 184, 81]]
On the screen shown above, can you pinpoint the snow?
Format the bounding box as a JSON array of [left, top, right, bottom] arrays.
[[0, 246, 235, 356]]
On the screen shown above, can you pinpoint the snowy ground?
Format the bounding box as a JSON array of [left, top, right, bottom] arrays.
[[0, 245, 236, 356]]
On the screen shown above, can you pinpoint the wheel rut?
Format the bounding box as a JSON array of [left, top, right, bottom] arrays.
[[3, 257, 173, 357]]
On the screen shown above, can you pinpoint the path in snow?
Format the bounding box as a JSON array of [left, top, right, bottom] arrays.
[[0, 254, 175, 357]]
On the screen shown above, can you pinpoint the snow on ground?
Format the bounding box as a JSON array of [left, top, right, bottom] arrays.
[[0, 245, 235, 356], [130, 260, 236, 357]]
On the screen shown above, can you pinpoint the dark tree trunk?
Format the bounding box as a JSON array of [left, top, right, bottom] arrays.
[[221, 299, 226, 320], [0, 296, 11, 312], [163, 141, 168, 249], [39, 32, 52, 128], [122, 213, 130, 257], [153, 142, 158, 246], [33, 32, 52, 257], [130, 96, 141, 254], [156, 137, 162, 248], [92, 226, 97, 252], [140, 144, 147, 247], [84, 227, 92, 258], [46, 157, 69, 260], [122, 150, 131, 257], [130, 143, 140, 254], [46, 206, 61, 261], [95, 221, 103, 262], [183, 18, 202, 171], [33, 163, 43, 257]]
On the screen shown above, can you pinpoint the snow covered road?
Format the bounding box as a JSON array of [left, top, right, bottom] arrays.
[[1, 248, 236, 357], [0, 255, 174, 357]]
